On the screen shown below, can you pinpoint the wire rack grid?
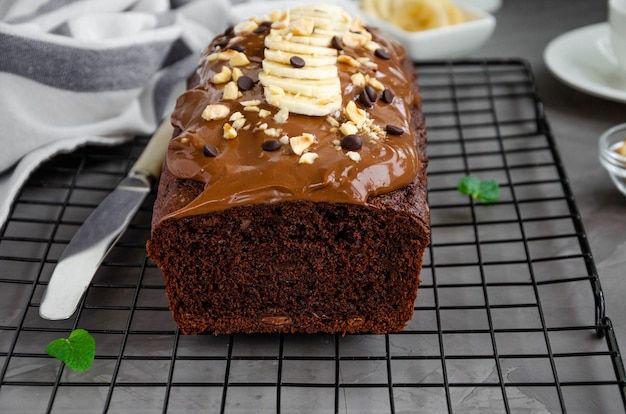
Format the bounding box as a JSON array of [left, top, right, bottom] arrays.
[[0, 59, 625, 414]]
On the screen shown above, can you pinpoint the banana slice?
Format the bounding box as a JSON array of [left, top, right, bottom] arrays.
[[259, 72, 340, 98], [392, 0, 449, 31], [265, 34, 338, 56], [264, 49, 337, 66], [282, 34, 334, 47], [361, 0, 393, 21], [262, 60, 338, 81], [265, 87, 342, 117], [260, 4, 350, 116], [442, 0, 466, 25]]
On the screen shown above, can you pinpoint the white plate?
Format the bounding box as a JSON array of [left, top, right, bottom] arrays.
[[544, 22, 626, 104]]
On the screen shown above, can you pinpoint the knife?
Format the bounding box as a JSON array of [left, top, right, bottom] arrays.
[[39, 119, 174, 320]]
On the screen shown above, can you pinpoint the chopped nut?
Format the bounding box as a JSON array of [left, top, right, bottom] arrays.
[[234, 19, 259, 35], [265, 10, 284, 23], [346, 151, 361, 162], [243, 106, 260, 112], [257, 122, 268, 130], [279, 135, 290, 145], [259, 109, 272, 118], [365, 41, 381, 53], [337, 54, 360, 68], [369, 131, 382, 142], [368, 77, 385, 92], [357, 57, 371, 64], [265, 84, 285, 107], [326, 116, 340, 127], [350, 16, 367, 33], [222, 81, 239, 101], [180, 137, 190, 144], [340, 122, 359, 136], [201, 104, 230, 121], [207, 52, 220, 62], [350, 72, 366, 87], [229, 51, 251, 67], [289, 18, 315, 36], [290, 133, 316, 155], [271, 10, 290, 29], [216, 49, 237, 61], [213, 65, 232, 84], [299, 152, 319, 164], [223, 123, 238, 139], [241, 99, 261, 107], [342, 32, 368, 48], [231, 67, 244, 81], [264, 128, 281, 137], [274, 108, 289, 124], [232, 118, 246, 130], [229, 111, 244, 121], [345, 101, 368, 128]]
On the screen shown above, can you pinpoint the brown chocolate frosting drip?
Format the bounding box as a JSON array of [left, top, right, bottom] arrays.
[[163, 18, 421, 221]]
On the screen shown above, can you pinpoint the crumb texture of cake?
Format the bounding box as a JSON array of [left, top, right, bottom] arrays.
[[147, 3, 430, 335]]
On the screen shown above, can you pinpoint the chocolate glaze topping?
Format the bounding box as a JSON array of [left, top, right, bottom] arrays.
[[163, 11, 422, 222]]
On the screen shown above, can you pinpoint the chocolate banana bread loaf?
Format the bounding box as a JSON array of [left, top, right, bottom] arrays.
[[147, 4, 430, 335]]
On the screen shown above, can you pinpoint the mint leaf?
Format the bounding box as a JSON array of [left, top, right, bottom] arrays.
[[46, 329, 95, 372], [457, 175, 500, 204], [476, 179, 500, 204]]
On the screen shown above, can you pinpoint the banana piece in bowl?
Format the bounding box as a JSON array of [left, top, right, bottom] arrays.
[[362, 0, 466, 32]]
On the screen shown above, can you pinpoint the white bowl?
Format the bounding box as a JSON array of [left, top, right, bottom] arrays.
[[599, 123, 626, 197], [360, 0, 496, 61]]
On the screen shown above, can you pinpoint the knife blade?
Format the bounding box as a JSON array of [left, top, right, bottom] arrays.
[[39, 119, 174, 320]]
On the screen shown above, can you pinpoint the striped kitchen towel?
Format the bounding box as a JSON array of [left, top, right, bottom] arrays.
[[0, 0, 229, 228]]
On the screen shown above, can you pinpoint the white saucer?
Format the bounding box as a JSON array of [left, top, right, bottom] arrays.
[[544, 22, 626, 104]]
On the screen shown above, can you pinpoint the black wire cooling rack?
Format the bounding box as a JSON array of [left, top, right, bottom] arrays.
[[0, 60, 625, 414]]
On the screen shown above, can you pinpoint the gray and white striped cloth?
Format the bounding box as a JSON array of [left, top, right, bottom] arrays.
[[0, 0, 231, 227]]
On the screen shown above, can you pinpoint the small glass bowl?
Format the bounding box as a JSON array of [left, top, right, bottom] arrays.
[[599, 123, 626, 196]]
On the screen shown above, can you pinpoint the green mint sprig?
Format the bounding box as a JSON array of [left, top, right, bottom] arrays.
[[457, 175, 500, 204], [45, 329, 95, 372]]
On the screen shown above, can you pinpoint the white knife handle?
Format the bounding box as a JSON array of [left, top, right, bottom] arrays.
[[130, 118, 175, 181]]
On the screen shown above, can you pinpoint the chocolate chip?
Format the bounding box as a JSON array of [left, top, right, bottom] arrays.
[[262, 139, 282, 152], [290, 56, 306, 68], [253, 24, 270, 35], [381, 88, 395, 104], [331, 35, 344, 50], [237, 75, 255, 91], [224, 25, 234, 36], [340, 134, 362, 151], [358, 90, 373, 108], [202, 144, 219, 157], [374, 47, 390, 60], [364, 85, 378, 103], [386, 125, 404, 136], [228, 43, 246, 52], [259, 20, 273, 27]]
